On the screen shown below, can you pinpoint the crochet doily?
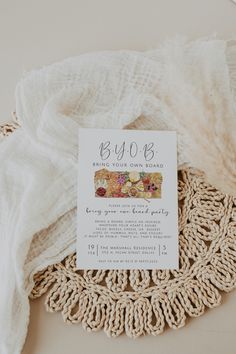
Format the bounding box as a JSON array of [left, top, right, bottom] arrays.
[[1, 121, 236, 338]]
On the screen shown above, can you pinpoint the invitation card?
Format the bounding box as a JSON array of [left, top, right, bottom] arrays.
[[77, 128, 178, 269]]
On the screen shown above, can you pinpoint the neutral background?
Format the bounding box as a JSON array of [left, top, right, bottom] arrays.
[[1, 1, 236, 353]]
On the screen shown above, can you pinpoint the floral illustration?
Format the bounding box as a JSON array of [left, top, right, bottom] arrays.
[[94, 168, 162, 198]]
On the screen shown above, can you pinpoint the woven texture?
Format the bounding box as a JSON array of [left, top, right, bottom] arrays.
[[30, 167, 236, 337]]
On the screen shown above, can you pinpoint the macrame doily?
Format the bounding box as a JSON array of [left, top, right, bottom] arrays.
[[1, 121, 236, 338]]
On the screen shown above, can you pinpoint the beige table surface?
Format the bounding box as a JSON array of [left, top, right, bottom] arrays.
[[1, 1, 236, 353]]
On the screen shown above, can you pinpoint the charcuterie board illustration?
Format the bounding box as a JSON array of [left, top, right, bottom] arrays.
[[94, 168, 163, 198]]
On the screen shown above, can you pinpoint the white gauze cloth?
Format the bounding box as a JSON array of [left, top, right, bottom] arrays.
[[0, 37, 236, 354]]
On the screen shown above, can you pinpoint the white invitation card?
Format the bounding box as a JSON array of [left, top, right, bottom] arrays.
[[77, 128, 178, 270]]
